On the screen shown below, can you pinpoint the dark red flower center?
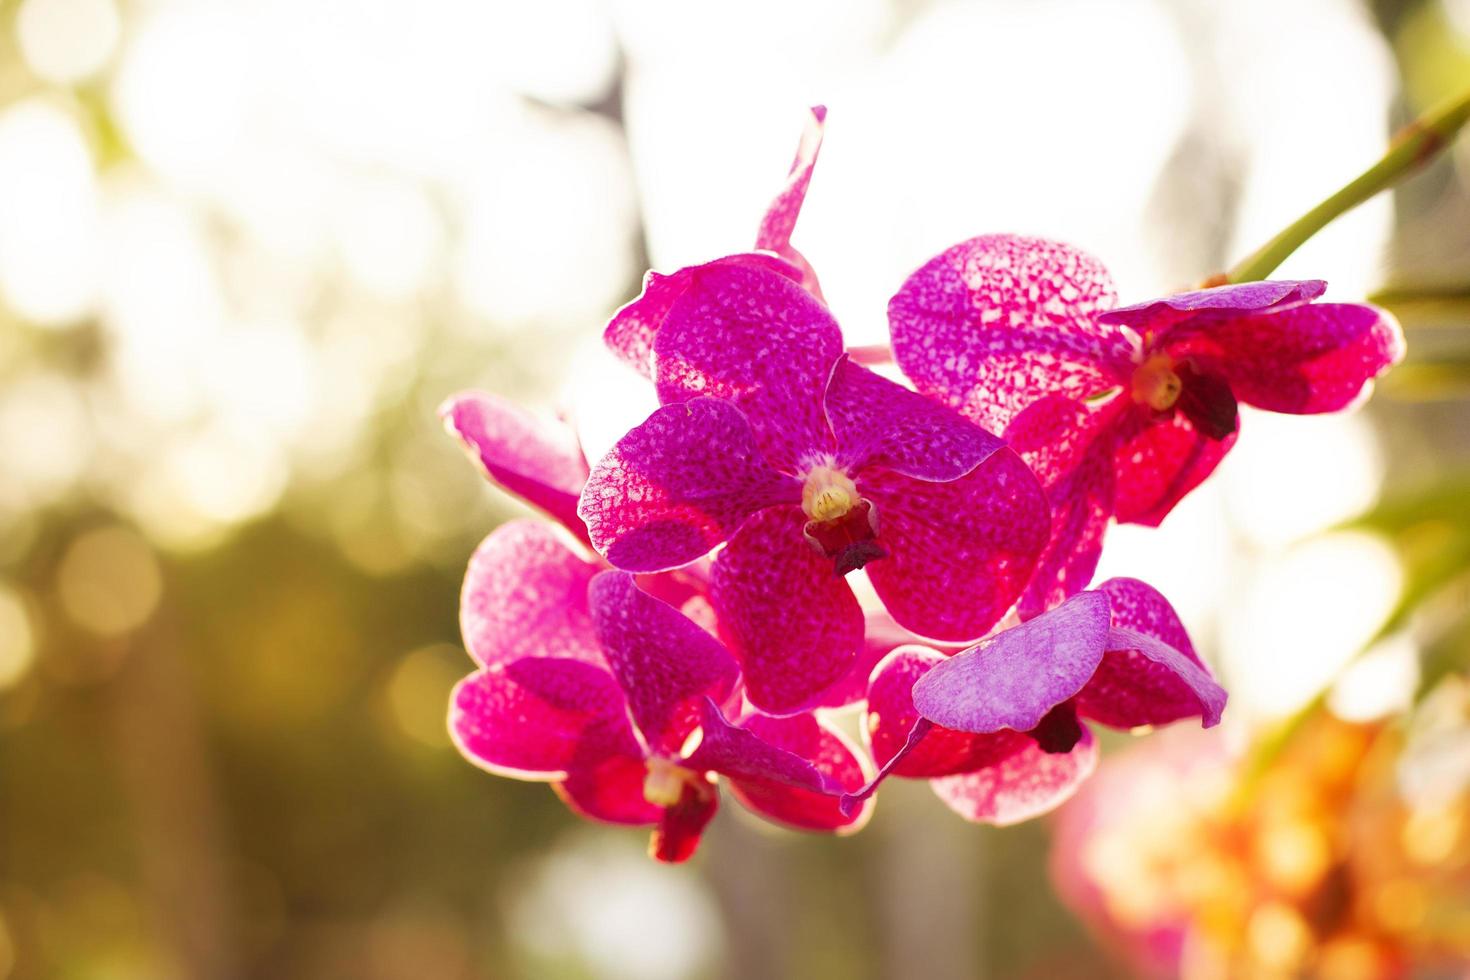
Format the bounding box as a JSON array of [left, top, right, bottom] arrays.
[[1130, 353, 1237, 441], [800, 466, 887, 576], [1027, 700, 1083, 755]]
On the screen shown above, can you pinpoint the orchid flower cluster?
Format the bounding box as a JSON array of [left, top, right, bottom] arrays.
[[441, 108, 1403, 862]]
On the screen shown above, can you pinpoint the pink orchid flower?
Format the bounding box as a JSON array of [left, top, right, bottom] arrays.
[[450, 522, 871, 862], [843, 578, 1225, 824], [440, 391, 593, 546], [605, 105, 827, 378], [888, 234, 1405, 614], [578, 260, 1049, 715]]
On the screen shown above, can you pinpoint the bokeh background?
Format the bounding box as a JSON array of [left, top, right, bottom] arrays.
[[1, 0, 1468, 977]]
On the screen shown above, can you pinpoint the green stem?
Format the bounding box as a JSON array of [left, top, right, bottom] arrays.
[[1226, 87, 1470, 284]]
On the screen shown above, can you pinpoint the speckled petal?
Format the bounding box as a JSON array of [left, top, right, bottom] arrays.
[[754, 105, 827, 302], [604, 253, 805, 378], [930, 727, 1098, 825], [1112, 408, 1237, 527], [440, 392, 590, 542], [1004, 395, 1123, 616], [449, 659, 639, 779], [710, 505, 863, 714], [1099, 279, 1325, 336], [460, 521, 603, 669], [808, 609, 926, 709], [653, 261, 841, 472], [866, 646, 1033, 779], [1074, 578, 1226, 730], [554, 754, 662, 825], [1166, 303, 1404, 414], [1077, 624, 1227, 730], [888, 234, 1126, 434], [825, 356, 1005, 481], [588, 571, 739, 755], [725, 711, 870, 832], [861, 450, 1049, 642], [681, 699, 833, 793], [578, 398, 799, 572], [912, 591, 1112, 733], [1095, 577, 1198, 660]]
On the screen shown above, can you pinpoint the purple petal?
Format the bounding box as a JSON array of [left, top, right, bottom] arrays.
[[1112, 407, 1237, 527], [866, 646, 1033, 779], [604, 253, 805, 378], [588, 571, 740, 755], [460, 521, 603, 670], [1166, 303, 1404, 414], [825, 356, 1005, 482], [754, 105, 827, 302], [1078, 626, 1226, 730], [449, 659, 640, 778], [578, 398, 798, 572], [554, 754, 662, 825], [710, 505, 863, 715], [440, 392, 590, 543], [1004, 396, 1123, 616], [681, 698, 832, 793], [930, 726, 1098, 825], [653, 261, 841, 472], [912, 591, 1112, 733], [1099, 279, 1326, 335], [1095, 577, 1198, 660], [861, 449, 1049, 642], [724, 711, 871, 832], [887, 234, 1126, 435]]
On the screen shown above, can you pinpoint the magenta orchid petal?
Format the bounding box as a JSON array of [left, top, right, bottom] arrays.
[[460, 521, 603, 669], [710, 505, 864, 714], [839, 718, 933, 816], [1004, 396, 1122, 616], [866, 646, 1033, 779], [440, 392, 590, 542], [1095, 577, 1199, 661], [1166, 303, 1404, 414], [604, 253, 805, 378], [588, 571, 740, 755], [824, 356, 1006, 481], [861, 450, 1049, 642], [754, 105, 827, 302], [1078, 626, 1227, 730], [888, 234, 1126, 434], [1073, 577, 1226, 729], [449, 659, 640, 779], [912, 591, 1112, 733], [724, 712, 870, 832], [680, 698, 833, 794], [554, 754, 662, 826], [1099, 279, 1326, 334], [808, 609, 923, 709], [578, 398, 799, 572], [652, 261, 841, 471], [930, 726, 1098, 825], [1111, 408, 1238, 526]]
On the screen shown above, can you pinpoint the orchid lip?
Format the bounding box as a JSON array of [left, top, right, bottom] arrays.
[[802, 497, 886, 576]]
